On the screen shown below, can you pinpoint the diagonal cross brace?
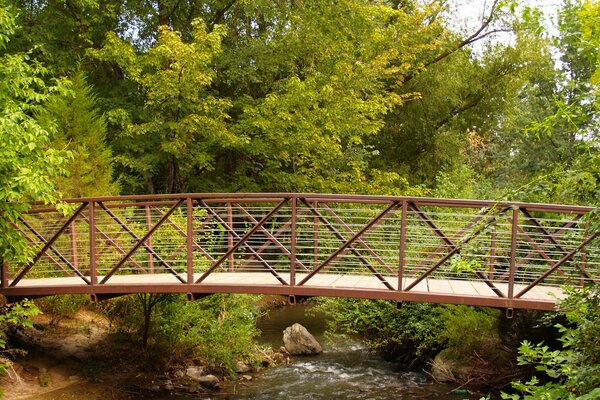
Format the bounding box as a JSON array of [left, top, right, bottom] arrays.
[[99, 200, 185, 284], [498, 215, 584, 281], [298, 202, 399, 289], [196, 202, 287, 283], [17, 217, 88, 282], [11, 203, 89, 286], [405, 206, 497, 281], [152, 207, 216, 263], [300, 199, 395, 289], [520, 208, 569, 255], [516, 232, 598, 298], [195, 199, 289, 284], [321, 203, 394, 274], [80, 214, 147, 273], [234, 203, 311, 273], [12, 222, 68, 274], [404, 208, 506, 293]]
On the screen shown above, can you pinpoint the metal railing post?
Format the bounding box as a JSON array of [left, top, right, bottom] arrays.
[[508, 207, 518, 299], [89, 201, 97, 285], [70, 221, 78, 270], [290, 196, 297, 287], [146, 205, 154, 273], [227, 202, 234, 271], [489, 225, 496, 280], [187, 197, 194, 284], [313, 201, 318, 268], [398, 200, 408, 292]]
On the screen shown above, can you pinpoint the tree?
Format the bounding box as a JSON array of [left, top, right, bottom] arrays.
[[0, 2, 70, 264], [90, 21, 232, 194], [44, 69, 117, 197]]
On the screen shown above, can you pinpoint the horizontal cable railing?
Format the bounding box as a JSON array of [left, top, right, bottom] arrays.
[[1, 194, 598, 308]]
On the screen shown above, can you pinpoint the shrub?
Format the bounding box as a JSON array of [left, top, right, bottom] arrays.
[[312, 298, 446, 362], [100, 293, 261, 376], [35, 295, 89, 326], [503, 285, 600, 399]]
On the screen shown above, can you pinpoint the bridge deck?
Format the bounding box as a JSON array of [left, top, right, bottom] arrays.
[[5, 272, 565, 310]]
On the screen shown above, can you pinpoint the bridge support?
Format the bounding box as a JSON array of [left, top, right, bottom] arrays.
[[90, 293, 127, 303], [186, 293, 212, 302], [288, 295, 312, 305]]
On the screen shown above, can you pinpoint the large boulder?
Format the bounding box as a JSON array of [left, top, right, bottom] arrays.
[[283, 323, 322, 355]]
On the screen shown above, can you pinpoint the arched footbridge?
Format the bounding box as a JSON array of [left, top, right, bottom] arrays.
[[1, 194, 598, 311]]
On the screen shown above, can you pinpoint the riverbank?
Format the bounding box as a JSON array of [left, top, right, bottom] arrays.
[[1, 294, 296, 400]]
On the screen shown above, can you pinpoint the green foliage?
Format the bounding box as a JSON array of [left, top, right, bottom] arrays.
[[439, 306, 503, 358], [44, 69, 117, 197], [35, 295, 89, 326], [90, 20, 232, 194], [100, 294, 261, 376], [503, 285, 600, 399], [0, 2, 70, 263], [312, 298, 445, 362], [0, 299, 41, 375]]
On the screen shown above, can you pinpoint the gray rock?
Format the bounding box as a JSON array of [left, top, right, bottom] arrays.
[[242, 375, 252, 381], [185, 366, 205, 381], [235, 361, 252, 373], [283, 323, 322, 355], [197, 374, 220, 389]]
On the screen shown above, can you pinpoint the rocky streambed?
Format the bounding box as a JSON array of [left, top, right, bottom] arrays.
[[3, 302, 484, 400]]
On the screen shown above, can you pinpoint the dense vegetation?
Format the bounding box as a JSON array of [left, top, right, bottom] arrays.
[[0, 0, 598, 396]]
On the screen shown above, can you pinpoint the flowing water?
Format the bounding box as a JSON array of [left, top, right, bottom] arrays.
[[229, 304, 477, 400]]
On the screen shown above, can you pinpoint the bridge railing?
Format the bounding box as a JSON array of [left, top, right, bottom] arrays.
[[1, 194, 598, 308]]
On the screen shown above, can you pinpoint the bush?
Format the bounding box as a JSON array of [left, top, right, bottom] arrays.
[[0, 299, 40, 379], [312, 298, 446, 362], [502, 285, 600, 399], [100, 293, 262, 376], [35, 295, 89, 326], [438, 305, 503, 358]]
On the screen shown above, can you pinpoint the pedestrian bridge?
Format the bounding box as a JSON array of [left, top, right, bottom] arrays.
[[1, 193, 597, 311]]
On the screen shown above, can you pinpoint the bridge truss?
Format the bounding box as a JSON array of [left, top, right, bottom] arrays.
[[1, 194, 598, 311]]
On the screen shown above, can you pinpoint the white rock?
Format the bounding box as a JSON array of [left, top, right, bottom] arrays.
[[185, 366, 205, 381], [283, 323, 322, 355]]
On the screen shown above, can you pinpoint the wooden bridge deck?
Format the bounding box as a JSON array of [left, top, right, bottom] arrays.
[[6, 272, 565, 310], [1, 193, 597, 311]]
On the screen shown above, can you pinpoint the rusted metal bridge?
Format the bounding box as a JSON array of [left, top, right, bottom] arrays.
[[1, 193, 598, 311]]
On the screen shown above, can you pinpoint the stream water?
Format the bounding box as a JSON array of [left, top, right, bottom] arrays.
[[229, 304, 477, 400]]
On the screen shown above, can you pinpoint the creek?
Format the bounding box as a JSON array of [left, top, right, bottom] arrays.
[[230, 304, 476, 400], [24, 303, 479, 400]]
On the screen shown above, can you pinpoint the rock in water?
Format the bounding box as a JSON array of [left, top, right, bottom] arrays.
[[235, 361, 252, 373], [283, 323, 322, 355], [197, 375, 220, 389]]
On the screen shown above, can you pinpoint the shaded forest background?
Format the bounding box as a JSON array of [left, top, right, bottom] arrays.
[[1, 0, 598, 209]]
